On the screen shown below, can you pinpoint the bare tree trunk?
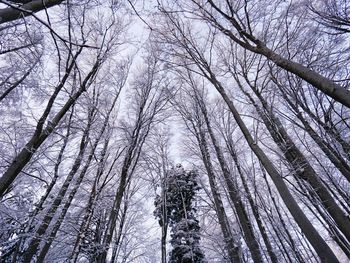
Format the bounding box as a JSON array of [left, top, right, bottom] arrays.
[[236, 76, 350, 242], [195, 126, 242, 263], [98, 58, 165, 261], [225, 139, 278, 263], [157, 13, 339, 258], [304, 186, 350, 258], [38, 85, 121, 261], [110, 198, 129, 263], [0, 0, 64, 24], [270, 75, 350, 183], [21, 104, 96, 262], [262, 170, 307, 263], [0, 54, 100, 197], [193, 92, 263, 263], [204, 73, 339, 262], [69, 145, 124, 263], [36, 138, 108, 262], [10, 109, 74, 262], [98, 114, 150, 261]]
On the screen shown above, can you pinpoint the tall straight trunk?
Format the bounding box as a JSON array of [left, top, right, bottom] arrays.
[[98, 159, 131, 262], [225, 139, 278, 263], [196, 96, 263, 263], [98, 119, 145, 262], [237, 79, 350, 242], [10, 109, 74, 262], [0, 55, 99, 196], [21, 106, 96, 262], [194, 125, 242, 263], [262, 172, 305, 263], [69, 147, 125, 262], [258, 195, 294, 263], [258, 197, 294, 263], [66, 85, 123, 263], [201, 69, 339, 262], [110, 200, 129, 263], [36, 138, 108, 262], [97, 125, 151, 262], [38, 88, 121, 262], [309, 192, 350, 257], [98, 76, 159, 261], [69, 178, 99, 263]]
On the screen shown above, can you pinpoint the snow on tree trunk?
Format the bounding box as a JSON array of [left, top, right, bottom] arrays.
[[155, 165, 206, 263]]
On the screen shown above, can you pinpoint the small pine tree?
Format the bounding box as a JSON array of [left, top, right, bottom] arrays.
[[154, 164, 206, 263]]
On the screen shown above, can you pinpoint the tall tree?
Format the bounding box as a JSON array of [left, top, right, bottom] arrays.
[[155, 165, 206, 263], [152, 10, 341, 262]]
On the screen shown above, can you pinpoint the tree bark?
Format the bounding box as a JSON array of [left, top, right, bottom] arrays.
[[195, 94, 263, 263], [201, 70, 339, 262], [21, 107, 94, 262], [237, 77, 350, 242], [225, 139, 278, 263], [0, 57, 100, 197], [195, 126, 242, 263], [0, 0, 64, 24], [198, 0, 350, 108]]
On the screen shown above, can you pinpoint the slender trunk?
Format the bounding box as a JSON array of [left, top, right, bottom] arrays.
[[238, 80, 350, 242], [110, 200, 128, 263], [98, 126, 143, 262], [204, 71, 339, 262], [197, 97, 263, 263], [195, 125, 242, 263], [262, 171, 306, 263], [69, 183, 98, 263], [36, 138, 107, 262], [0, 55, 99, 196], [21, 106, 95, 262], [271, 76, 350, 183], [226, 140, 278, 263], [98, 84, 157, 261], [98, 153, 133, 262], [10, 110, 74, 262]]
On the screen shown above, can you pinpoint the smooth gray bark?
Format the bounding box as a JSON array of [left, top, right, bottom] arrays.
[[0, 0, 64, 24]]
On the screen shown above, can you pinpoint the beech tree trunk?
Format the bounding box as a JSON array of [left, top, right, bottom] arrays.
[[196, 126, 242, 263], [0, 56, 100, 197], [236, 76, 350, 242], [21, 105, 95, 262], [194, 92, 263, 263], [225, 139, 278, 263], [0, 0, 64, 24], [195, 0, 350, 108]]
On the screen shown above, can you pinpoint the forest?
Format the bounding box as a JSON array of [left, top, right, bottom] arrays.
[[0, 0, 349, 262]]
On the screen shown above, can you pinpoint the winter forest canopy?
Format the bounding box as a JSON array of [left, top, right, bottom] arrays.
[[0, 0, 349, 262]]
